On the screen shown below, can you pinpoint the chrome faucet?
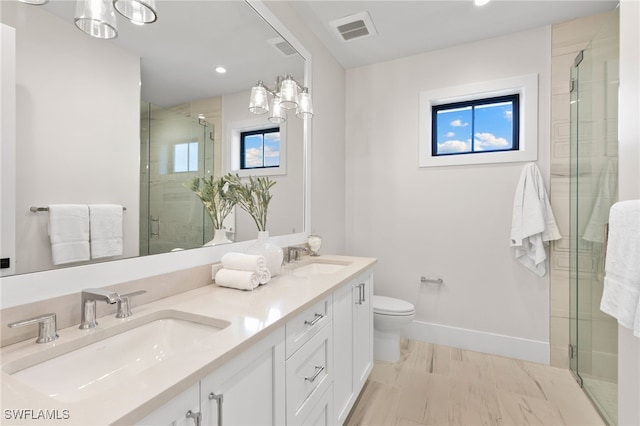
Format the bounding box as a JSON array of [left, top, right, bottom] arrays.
[[79, 288, 120, 329], [287, 246, 308, 263]]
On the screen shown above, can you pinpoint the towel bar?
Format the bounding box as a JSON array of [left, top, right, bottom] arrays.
[[420, 276, 443, 285], [30, 206, 126, 212]]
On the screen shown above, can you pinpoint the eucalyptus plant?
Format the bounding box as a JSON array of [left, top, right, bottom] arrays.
[[188, 175, 236, 230], [226, 173, 276, 232]]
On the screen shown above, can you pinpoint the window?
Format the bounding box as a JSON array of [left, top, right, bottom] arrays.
[[240, 127, 280, 170], [432, 94, 519, 156], [419, 74, 538, 167], [173, 141, 198, 172]]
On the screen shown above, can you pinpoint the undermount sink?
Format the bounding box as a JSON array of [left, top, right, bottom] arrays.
[[3, 310, 229, 403], [288, 259, 351, 276]]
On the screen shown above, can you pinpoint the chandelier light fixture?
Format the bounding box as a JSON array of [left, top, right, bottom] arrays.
[[74, 0, 119, 40], [248, 74, 313, 123], [18, 0, 158, 39], [113, 0, 158, 25]]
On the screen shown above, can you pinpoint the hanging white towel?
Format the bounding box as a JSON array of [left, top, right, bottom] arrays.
[[89, 204, 123, 259], [583, 159, 618, 242], [48, 204, 90, 265], [214, 268, 260, 291], [510, 163, 561, 276], [600, 200, 640, 337]]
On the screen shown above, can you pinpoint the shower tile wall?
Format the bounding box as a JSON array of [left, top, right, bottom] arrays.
[[549, 12, 611, 369]]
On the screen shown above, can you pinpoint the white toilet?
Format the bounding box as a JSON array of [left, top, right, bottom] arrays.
[[372, 295, 416, 362]]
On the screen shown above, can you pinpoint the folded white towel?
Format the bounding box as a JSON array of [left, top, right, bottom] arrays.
[[89, 204, 123, 259], [600, 200, 640, 337], [48, 204, 91, 265], [215, 268, 260, 291], [221, 252, 267, 273], [258, 268, 271, 285], [510, 163, 561, 277]]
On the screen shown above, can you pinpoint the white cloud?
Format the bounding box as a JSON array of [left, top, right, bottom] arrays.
[[446, 131, 455, 137], [244, 147, 263, 167], [438, 139, 471, 154], [474, 132, 510, 151], [264, 146, 280, 159], [450, 119, 468, 127], [504, 110, 513, 121]]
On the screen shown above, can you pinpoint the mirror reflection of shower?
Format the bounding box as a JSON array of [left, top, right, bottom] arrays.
[[140, 99, 226, 255]]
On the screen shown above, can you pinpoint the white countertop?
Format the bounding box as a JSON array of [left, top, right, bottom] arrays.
[[0, 255, 376, 426]]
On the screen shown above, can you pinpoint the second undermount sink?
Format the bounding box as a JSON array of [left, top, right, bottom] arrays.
[[3, 310, 230, 403], [288, 259, 351, 276]]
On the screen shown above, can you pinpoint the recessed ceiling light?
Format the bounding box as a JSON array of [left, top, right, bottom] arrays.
[[215, 66, 226, 74], [474, 0, 490, 5]]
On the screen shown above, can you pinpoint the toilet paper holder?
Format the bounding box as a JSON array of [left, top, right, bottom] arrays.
[[420, 276, 443, 285]]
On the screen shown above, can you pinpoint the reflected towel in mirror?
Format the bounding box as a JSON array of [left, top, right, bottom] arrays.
[[89, 204, 123, 259], [48, 204, 90, 265]]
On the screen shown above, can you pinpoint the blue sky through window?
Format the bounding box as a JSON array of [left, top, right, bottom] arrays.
[[435, 99, 515, 155], [242, 130, 280, 169]]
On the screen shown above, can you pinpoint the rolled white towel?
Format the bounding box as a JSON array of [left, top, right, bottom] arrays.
[[259, 268, 271, 285], [215, 268, 259, 291], [221, 253, 267, 273]]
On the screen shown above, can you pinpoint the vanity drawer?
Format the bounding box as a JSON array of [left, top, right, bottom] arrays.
[[286, 296, 332, 358], [286, 321, 332, 424]]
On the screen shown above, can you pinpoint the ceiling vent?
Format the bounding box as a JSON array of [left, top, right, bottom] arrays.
[[268, 37, 297, 57], [330, 11, 377, 42]]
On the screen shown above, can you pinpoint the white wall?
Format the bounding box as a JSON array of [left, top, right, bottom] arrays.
[[2, 2, 140, 274], [345, 26, 552, 363], [617, 1, 640, 424]]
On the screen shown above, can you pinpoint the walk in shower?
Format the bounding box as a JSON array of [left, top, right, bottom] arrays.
[[569, 7, 619, 425], [139, 102, 217, 255]]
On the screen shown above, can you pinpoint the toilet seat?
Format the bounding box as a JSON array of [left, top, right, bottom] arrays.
[[373, 295, 415, 316]]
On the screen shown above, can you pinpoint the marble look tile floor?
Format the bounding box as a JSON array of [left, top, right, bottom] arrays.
[[346, 339, 606, 426]]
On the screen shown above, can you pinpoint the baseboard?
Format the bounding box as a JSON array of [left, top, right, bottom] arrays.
[[405, 320, 550, 365]]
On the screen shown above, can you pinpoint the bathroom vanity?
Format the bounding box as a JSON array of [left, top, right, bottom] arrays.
[[0, 255, 375, 425]]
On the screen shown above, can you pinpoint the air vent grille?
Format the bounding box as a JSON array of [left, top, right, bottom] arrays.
[[268, 37, 297, 57], [330, 11, 377, 42]]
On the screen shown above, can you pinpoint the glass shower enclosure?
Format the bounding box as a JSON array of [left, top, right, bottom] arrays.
[[139, 102, 216, 255], [569, 7, 619, 425]]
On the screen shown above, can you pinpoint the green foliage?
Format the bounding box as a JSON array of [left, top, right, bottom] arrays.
[[187, 175, 236, 230], [226, 173, 276, 232]]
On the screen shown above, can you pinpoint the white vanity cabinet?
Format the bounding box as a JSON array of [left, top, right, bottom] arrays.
[[332, 272, 373, 425], [136, 383, 200, 426], [285, 296, 333, 425], [200, 327, 286, 426], [136, 328, 286, 426]]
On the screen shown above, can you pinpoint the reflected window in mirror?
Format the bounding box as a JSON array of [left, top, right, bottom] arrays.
[[240, 127, 280, 170], [174, 141, 199, 173]]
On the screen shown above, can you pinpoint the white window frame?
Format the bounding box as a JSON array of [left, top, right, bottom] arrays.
[[225, 117, 287, 177], [419, 74, 538, 167]]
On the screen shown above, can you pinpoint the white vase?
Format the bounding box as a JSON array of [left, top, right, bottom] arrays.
[[204, 228, 232, 246], [246, 230, 283, 276]]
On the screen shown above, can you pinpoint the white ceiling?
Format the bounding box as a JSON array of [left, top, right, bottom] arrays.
[[33, 0, 618, 106], [290, 0, 618, 69]]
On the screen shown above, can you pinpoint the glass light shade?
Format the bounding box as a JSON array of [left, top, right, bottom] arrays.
[[249, 82, 269, 114], [296, 89, 314, 119], [74, 0, 118, 39], [268, 96, 286, 124], [113, 0, 158, 24], [18, 0, 49, 4], [279, 77, 298, 109]]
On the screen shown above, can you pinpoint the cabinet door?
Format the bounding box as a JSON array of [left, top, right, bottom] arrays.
[[136, 383, 200, 426], [201, 327, 285, 426], [353, 274, 373, 394], [332, 282, 355, 425]]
